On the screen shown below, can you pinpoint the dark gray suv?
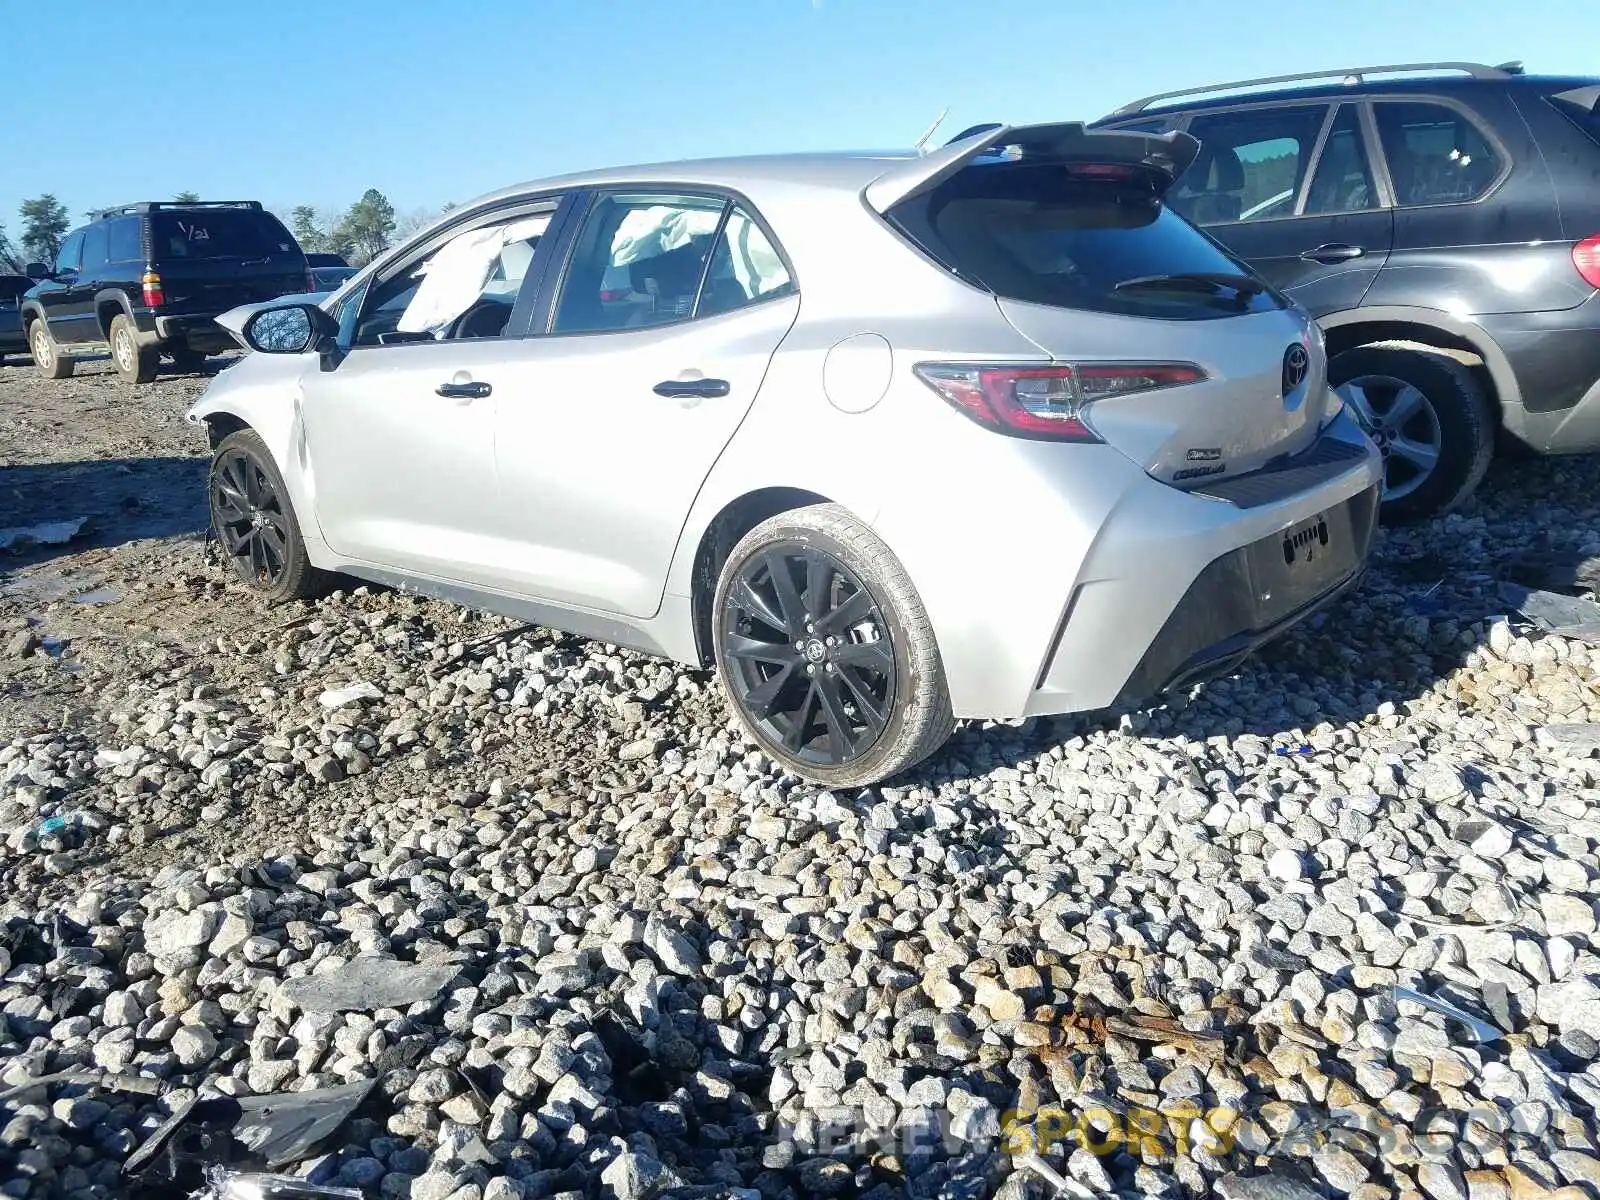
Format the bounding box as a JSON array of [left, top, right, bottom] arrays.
[[1095, 61, 1600, 521]]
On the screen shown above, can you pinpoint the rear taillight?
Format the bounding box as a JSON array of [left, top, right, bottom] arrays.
[[1575, 235, 1600, 289], [913, 361, 1204, 441], [142, 271, 164, 308]]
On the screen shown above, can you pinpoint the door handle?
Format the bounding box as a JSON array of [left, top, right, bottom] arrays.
[[436, 380, 491, 399], [653, 378, 730, 399], [1301, 243, 1365, 264]]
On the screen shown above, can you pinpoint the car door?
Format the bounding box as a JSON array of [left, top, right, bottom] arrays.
[[37, 228, 85, 342], [68, 223, 110, 342], [1168, 103, 1395, 317], [297, 197, 570, 587], [492, 190, 800, 617]]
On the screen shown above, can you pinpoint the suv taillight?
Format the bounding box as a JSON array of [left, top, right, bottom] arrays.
[[1575, 236, 1600, 289], [913, 361, 1204, 442], [142, 271, 164, 308]]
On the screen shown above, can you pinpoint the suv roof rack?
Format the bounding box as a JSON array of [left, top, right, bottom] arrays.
[[1105, 61, 1521, 118], [88, 200, 265, 221]]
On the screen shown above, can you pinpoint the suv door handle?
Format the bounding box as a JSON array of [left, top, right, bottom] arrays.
[[436, 380, 491, 399], [653, 378, 730, 399], [1301, 243, 1365, 264]]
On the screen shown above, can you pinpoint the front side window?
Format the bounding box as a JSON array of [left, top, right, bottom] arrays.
[[1304, 105, 1377, 215], [56, 230, 85, 274], [353, 208, 553, 347], [550, 193, 728, 334], [1171, 105, 1330, 225], [1374, 101, 1503, 206]]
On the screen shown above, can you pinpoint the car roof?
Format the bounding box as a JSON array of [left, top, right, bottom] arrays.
[[1118, 72, 1600, 121], [469, 150, 919, 209]]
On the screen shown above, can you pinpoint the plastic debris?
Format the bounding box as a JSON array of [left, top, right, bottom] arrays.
[[198, 1167, 362, 1200], [1273, 745, 1313, 756], [0, 1067, 164, 1104], [35, 813, 80, 838], [232, 1078, 376, 1166], [1498, 582, 1600, 645], [316, 682, 382, 709], [1392, 985, 1504, 1045], [0, 517, 89, 553], [278, 958, 460, 1014]]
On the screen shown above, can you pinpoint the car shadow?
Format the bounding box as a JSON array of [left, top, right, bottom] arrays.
[[0, 455, 210, 572]]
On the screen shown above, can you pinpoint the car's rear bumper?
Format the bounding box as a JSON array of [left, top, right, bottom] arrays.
[[876, 405, 1383, 721], [153, 314, 235, 353], [1480, 291, 1600, 453]]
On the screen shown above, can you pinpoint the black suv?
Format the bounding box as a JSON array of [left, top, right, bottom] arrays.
[[1094, 61, 1600, 521], [20, 201, 312, 384]]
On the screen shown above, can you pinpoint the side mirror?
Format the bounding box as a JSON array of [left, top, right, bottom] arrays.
[[242, 303, 340, 355], [25, 262, 49, 281]]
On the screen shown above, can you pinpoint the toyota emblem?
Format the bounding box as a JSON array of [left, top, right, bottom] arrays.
[[1282, 343, 1310, 398]]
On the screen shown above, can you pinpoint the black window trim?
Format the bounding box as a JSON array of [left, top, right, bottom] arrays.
[[531, 182, 800, 340], [343, 191, 577, 354], [1295, 101, 1388, 217], [1359, 92, 1513, 210]]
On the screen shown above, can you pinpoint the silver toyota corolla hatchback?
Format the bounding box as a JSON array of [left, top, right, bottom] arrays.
[[188, 122, 1382, 787]]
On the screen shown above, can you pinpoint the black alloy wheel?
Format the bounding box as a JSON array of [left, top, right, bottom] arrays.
[[212, 447, 292, 588], [720, 545, 896, 769]]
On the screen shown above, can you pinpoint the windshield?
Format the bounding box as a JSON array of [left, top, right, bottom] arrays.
[[888, 161, 1283, 320], [152, 209, 300, 261]]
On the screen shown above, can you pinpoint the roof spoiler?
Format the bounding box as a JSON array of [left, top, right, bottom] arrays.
[[863, 121, 1201, 213]]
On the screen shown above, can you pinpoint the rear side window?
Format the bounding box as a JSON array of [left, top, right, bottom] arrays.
[[107, 217, 142, 263], [152, 209, 300, 261], [1373, 102, 1502, 206], [1550, 90, 1600, 147], [80, 225, 109, 273], [1172, 105, 1329, 224], [888, 161, 1284, 320]]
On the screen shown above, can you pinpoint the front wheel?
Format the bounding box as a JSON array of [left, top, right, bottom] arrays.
[[712, 503, 954, 788], [1330, 342, 1493, 523], [209, 429, 330, 603], [29, 320, 74, 379]]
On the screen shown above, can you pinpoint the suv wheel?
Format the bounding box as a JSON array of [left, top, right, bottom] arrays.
[[209, 429, 330, 603], [110, 315, 157, 384], [1329, 343, 1493, 523], [712, 503, 955, 787], [29, 320, 74, 380]]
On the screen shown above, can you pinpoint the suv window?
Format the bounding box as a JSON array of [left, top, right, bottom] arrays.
[[81, 224, 109, 274], [1550, 91, 1600, 146], [1304, 105, 1377, 215], [551, 193, 727, 334], [56, 230, 85, 274], [887, 161, 1283, 320], [696, 206, 793, 319], [1373, 101, 1502, 206], [107, 217, 142, 263], [353, 208, 553, 346], [1171, 105, 1329, 225], [152, 208, 300, 261]]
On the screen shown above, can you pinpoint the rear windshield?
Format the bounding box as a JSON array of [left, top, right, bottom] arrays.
[[152, 209, 301, 262], [887, 161, 1284, 320]]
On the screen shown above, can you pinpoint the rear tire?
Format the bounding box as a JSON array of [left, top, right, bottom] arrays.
[[110, 315, 157, 384], [209, 429, 331, 604], [29, 320, 74, 379], [712, 503, 955, 788], [1329, 342, 1493, 524]]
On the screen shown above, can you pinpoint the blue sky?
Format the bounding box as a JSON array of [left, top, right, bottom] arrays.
[[1, 0, 1595, 239]]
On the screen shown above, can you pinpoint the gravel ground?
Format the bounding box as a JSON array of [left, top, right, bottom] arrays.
[[3, 360, 1600, 1200]]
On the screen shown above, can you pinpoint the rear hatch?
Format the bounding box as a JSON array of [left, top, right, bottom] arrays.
[[873, 123, 1331, 485], [151, 208, 310, 315]]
